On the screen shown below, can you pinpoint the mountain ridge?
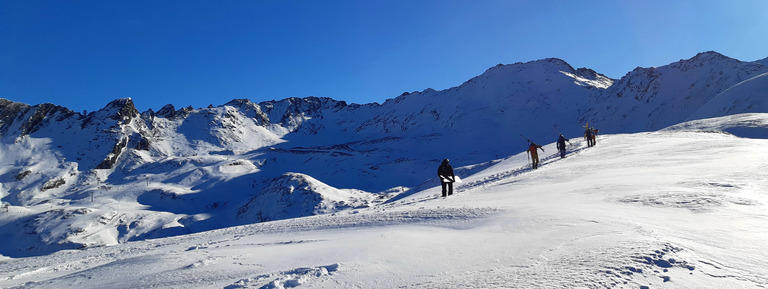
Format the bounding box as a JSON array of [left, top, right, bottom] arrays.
[[1, 51, 767, 257]]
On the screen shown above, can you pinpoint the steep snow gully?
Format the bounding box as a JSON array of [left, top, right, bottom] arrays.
[[1, 51, 768, 288]]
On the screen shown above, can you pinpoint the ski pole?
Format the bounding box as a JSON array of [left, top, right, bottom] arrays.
[[527, 150, 530, 165]]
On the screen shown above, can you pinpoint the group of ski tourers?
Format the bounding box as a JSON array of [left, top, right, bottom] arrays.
[[527, 124, 598, 169], [584, 125, 598, 147], [437, 124, 599, 197]]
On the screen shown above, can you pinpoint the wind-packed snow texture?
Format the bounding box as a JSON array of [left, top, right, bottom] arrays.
[[1, 51, 767, 288]]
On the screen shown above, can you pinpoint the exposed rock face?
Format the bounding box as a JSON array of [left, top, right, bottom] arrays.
[[105, 98, 140, 122], [257, 96, 349, 132], [0, 100, 76, 136], [225, 99, 270, 125], [135, 136, 151, 151], [0, 99, 30, 135], [96, 137, 129, 169], [156, 104, 179, 119]]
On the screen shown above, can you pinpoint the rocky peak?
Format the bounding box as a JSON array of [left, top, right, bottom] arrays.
[[154, 104, 196, 120], [602, 66, 662, 101], [540, 57, 576, 70], [468, 57, 584, 89], [485, 58, 576, 75], [101, 98, 140, 122], [259, 96, 347, 122], [666, 51, 741, 73], [224, 98, 252, 107], [0, 99, 31, 135], [0, 98, 29, 113], [156, 104, 177, 119], [224, 99, 270, 125], [24, 103, 76, 134], [574, 67, 601, 79], [690, 51, 730, 62], [0, 100, 76, 136]]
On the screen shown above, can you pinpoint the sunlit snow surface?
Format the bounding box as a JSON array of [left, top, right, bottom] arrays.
[[2, 124, 766, 288], [1, 53, 767, 288]]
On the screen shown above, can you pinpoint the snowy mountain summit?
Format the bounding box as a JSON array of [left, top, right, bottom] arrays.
[[1, 51, 768, 288]]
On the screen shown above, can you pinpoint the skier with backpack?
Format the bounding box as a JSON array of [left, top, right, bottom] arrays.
[[556, 134, 571, 158], [584, 127, 594, 147], [437, 159, 455, 197], [527, 142, 545, 169]]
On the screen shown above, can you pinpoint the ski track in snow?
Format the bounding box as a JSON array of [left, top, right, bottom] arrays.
[[381, 141, 590, 209], [455, 142, 590, 194]]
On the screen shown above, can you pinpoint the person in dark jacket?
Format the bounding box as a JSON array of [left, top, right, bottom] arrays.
[[584, 127, 594, 147], [527, 142, 545, 169], [437, 159, 455, 197], [556, 134, 570, 158]]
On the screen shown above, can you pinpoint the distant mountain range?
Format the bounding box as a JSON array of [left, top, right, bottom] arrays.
[[0, 51, 766, 257]]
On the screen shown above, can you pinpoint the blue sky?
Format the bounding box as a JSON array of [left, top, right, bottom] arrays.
[[2, 0, 767, 112]]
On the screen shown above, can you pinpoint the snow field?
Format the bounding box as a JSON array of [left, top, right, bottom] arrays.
[[2, 130, 767, 288], [2, 51, 768, 288]]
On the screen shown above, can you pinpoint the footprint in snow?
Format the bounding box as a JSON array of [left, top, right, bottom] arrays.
[[225, 263, 340, 289]]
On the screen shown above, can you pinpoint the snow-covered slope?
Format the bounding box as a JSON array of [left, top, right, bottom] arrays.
[[581, 51, 768, 132], [1, 51, 767, 259], [663, 113, 768, 139], [342, 58, 606, 160], [236, 172, 378, 223], [756, 56, 768, 66], [687, 72, 768, 120], [1, 126, 766, 288]]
